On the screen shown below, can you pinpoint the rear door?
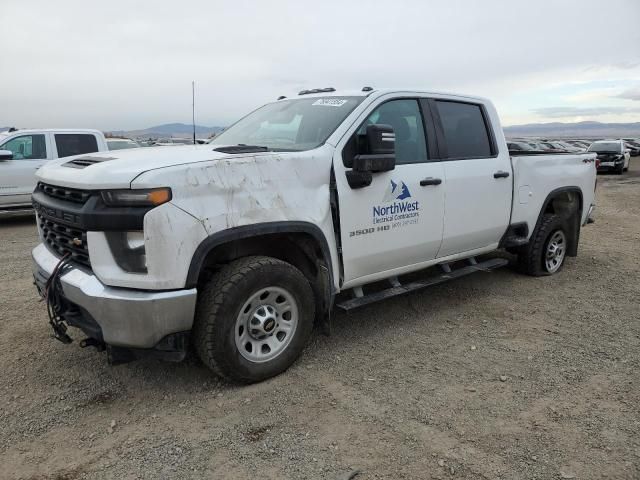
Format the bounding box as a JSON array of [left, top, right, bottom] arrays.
[[335, 96, 446, 286], [53, 133, 99, 158], [429, 99, 512, 257], [0, 133, 49, 207]]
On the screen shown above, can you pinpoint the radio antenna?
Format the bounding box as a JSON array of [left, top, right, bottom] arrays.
[[191, 81, 196, 145]]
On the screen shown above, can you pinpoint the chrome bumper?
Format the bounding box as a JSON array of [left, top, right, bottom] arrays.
[[32, 243, 197, 348]]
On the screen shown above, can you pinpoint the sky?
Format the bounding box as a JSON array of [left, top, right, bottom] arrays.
[[1, 0, 639, 130]]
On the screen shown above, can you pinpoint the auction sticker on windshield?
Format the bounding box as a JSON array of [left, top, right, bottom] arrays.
[[312, 98, 348, 107]]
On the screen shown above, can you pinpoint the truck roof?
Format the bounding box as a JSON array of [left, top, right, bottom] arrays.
[[287, 88, 489, 104], [0, 128, 103, 136]]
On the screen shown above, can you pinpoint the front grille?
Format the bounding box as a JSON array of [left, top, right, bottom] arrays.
[[37, 213, 91, 269], [36, 182, 91, 204]]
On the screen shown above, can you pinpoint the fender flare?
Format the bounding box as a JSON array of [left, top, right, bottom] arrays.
[[185, 221, 334, 290], [533, 186, 583, 256]]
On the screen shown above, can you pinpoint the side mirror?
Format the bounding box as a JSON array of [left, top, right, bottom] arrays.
[[346, 124, 396, 189], [0, 149, 13, 160]]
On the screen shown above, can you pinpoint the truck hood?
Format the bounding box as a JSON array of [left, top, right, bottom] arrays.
[[36, 145, 250, 189]]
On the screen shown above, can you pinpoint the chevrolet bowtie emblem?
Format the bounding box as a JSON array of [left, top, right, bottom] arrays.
[[72, 237, 83, 246]]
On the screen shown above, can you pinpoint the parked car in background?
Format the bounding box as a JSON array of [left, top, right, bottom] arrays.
[[554, 141, 583, 152], [0, 129, 108, 216], [538, 141, 581, 153], [588, 140, 630, 174], [107, 137, 141, 151], [525, 141, 563, 153], [507, 141, 536, 152], [576, 140, 592, 148], [623, 140, 640, 157], [153, 138, 195, 146], [564, 140, 589, 150]]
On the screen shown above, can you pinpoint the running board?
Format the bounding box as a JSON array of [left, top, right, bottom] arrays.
[[0, 208, 34, 219], [336, 257, 509, 312]]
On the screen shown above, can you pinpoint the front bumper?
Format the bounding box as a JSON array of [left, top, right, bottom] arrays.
[[32, 243, 197, 349]]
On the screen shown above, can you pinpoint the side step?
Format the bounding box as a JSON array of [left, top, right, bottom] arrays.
[[0, 208, 34, 219], [336, 257, 509, 312]]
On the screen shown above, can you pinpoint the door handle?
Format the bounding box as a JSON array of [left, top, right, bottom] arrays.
[[420, 177, 442, 186], [493, 171, 510, 179]]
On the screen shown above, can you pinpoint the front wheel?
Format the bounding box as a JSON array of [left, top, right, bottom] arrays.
[[193, 256, 315, 383], [518, 214, 569, 276]]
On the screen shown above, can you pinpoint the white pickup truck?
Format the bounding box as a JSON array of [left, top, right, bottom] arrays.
[[31, 88, 597, 383], [0, 129, 108, 217]]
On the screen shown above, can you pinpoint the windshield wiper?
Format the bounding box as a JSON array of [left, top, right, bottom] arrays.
[[213, 144, 270, 154]]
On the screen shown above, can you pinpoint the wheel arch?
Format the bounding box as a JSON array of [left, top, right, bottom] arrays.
[[186, 221, 335, 322], [534, 186, 583, 257]]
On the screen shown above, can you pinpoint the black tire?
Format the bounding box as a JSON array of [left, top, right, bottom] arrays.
[[615, 163, 624, 174], [193, 256, 315, 383], [518, 214, 568, 276]]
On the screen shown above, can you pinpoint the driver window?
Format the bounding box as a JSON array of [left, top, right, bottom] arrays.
[[359, 99, 428, 164], [0, 134, 47, 160]]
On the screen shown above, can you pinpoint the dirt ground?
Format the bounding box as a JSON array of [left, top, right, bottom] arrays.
[[1, 164, 639, 480]]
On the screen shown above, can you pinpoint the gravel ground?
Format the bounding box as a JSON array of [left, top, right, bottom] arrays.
[[1, 164, 639, 480]]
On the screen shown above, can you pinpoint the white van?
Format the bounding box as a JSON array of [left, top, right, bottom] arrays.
[[0, 129, 108, 216]]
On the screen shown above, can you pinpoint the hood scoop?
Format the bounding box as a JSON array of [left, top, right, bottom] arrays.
[[64, 155, 117, 169]]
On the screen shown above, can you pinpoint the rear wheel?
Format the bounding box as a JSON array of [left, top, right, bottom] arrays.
[[193, 256, 315, 383], [518, 214, 568, 276]]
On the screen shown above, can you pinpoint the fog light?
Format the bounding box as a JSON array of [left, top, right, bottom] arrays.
[[105, 231, 147, 273], [126, 231, 145, 250]]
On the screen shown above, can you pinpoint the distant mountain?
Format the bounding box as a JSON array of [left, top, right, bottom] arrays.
[[504, 121, 640, 138], [108, 123, 224, 139]]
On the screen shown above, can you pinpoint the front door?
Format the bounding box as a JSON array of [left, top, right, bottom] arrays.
[[334, 97, 445, 286], [0, 133, 49, 207]]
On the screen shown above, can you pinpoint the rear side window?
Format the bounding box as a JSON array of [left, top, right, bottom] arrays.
[[55, 134, 99, 158], [435, 101, 492, 159]]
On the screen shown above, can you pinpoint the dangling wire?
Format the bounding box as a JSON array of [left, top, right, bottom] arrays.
[[43, 252, 73, 344]]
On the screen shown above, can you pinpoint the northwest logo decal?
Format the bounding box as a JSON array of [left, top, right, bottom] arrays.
[[382, 179, 411, 202], [372, 179, 420, 224]]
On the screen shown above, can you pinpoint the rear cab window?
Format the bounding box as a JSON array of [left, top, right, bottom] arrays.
[[55, 134, 99, 158], [434, 101, 494, 159]]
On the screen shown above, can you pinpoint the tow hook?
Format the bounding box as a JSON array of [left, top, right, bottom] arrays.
[[79, 338, 106, 352]]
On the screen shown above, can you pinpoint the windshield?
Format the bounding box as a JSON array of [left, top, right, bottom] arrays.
[[209, 96, 363, 151], [588, 142, 621, 153]]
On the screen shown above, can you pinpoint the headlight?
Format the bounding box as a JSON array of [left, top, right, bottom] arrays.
[[105, 231, 147, 273], [101, 188, 172, 207]]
